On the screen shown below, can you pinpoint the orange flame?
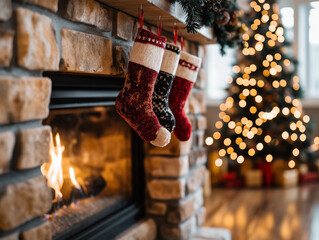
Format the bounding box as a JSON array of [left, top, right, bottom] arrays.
[[41, 132, 65, 201], [69, 167, 81, 190]]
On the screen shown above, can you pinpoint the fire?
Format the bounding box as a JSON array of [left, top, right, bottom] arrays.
[[41, 132, 65, 201], [69, 167, 81, 190]]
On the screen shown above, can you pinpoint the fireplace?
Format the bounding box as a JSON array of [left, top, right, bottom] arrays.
[[41, 72, 145, 240]]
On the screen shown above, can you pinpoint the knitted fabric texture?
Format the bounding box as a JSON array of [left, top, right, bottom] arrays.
[[152, 43, 181, 132], [169, 51, 202, 141], [116, 28, 170, 147]]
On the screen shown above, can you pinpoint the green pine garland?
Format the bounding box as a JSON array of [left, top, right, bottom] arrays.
[[170, 0, 245, 54]]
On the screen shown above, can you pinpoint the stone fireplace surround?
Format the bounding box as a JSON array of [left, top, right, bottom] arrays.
[[0, 0, 208, 239]]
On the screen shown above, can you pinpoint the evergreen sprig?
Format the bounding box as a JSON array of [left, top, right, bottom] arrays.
[[170, 0, 244, 54]]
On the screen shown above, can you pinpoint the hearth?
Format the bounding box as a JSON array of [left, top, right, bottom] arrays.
[[41, 72, 145, 240]]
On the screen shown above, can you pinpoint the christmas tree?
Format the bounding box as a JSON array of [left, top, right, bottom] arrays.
[[210, 0, 315, 170]]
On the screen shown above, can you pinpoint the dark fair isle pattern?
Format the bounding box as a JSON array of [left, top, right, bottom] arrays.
[[116, 62, 161, 142], [152, 71, 176, 132], [135, 28, 166, 49], [169, 77, 194, 141], [166, 44, 181, 55]]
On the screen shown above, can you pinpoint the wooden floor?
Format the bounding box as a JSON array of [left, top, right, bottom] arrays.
[[204, 184, 319, 240]]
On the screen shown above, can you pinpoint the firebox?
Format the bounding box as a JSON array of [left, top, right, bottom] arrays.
[[41, 72, 145, 240]]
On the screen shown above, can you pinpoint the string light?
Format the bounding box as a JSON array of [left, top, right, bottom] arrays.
[[205, 137, 214, 146], [288, 160, 296, 168], [266, 154, 273, 162], [237, 156, 245, 164], [219, 149, 226, 157], [215, 158, 223, 167], [292, 148, 300, 157]]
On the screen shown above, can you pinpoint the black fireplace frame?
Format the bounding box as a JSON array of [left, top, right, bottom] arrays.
[[43, 72, 145, 240]]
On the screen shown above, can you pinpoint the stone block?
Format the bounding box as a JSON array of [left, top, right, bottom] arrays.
[[189, 148, 207, 168], [146, 155, 189, 177], [147, 179, 185, 200], [196, 207, 206, 227], [16, 8, 59, 70], [0, 0, 11, 21], [196, 115, 207, 130], [0, 233, 18, 240], [148, 134, 192, 156], [188, 115, 196, 131], [0, 176, 52, 231], [60, 29, 113, 74], [64, 0, 112, 31], [115, 11, 134, 41], [0, 131, 15, 174], [197, 131, 205, 147], [22, 0, 58, 12], [0, 77, 52, 125], [160, 216, 197, 240], [115, 219, 156, 240], [192, 131, 205, 148], [0, 30, 14, 67], [189, 90, 206, 114], [191, 227, 231, 240], [195, 69, 206, 89], [21, 221, 51, 240], [147, 202, 167, 215], [167, 196, 196, 224], [194, 187, 204, 211], [113, 45, 131, 76], [17, 126, 51, 170], [187, 166, 206, 194], [0, 77, 51, 124]]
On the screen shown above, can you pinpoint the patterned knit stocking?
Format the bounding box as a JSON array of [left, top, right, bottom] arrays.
[[116, 28, 171, 147], [152, 43, 181, 132], [169, 51, 202, 141]]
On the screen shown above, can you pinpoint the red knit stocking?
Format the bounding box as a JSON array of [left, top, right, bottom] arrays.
[[116, 28, 171, 147], [169, 51, 201, 141]]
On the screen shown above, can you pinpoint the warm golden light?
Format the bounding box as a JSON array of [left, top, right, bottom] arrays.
[[257, 143, 264, 151], [237, 155, 245, 164], [219, 149, 226, 157], [69, 167, 81, 190], [282, 131, 289, 140], [265, 135, 272, 143], [248, 148, 256, 156], [288, 160, 296, 169], [205, 137, 214, 146], [266, 154, 273, 162], [215, 158, 223, 167], [213, 132, 221, 140], [41, 132, 65, 201], [292, 148, 300, 157]]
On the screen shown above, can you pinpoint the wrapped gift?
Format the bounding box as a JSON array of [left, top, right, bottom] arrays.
[[221, 172, 245, 188], [258, 162, 273, 187], [240, 159, 253, 177], [299, 172, 319, 184], [245, 169, 263, 188], [275, 169, 299, 188]]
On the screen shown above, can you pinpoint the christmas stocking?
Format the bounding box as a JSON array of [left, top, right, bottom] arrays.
[[169, 51, 201, 141], [152, 43, 181, 132], [115, 28, 170, 147]]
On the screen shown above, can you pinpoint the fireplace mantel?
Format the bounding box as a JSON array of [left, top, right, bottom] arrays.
[[100, 0, 215, 44]]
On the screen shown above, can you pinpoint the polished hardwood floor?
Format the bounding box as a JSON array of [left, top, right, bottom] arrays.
[[204, 184, 319, 240]]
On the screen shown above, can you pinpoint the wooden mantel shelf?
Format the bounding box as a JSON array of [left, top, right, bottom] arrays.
[[100, 0, 215, 44]]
